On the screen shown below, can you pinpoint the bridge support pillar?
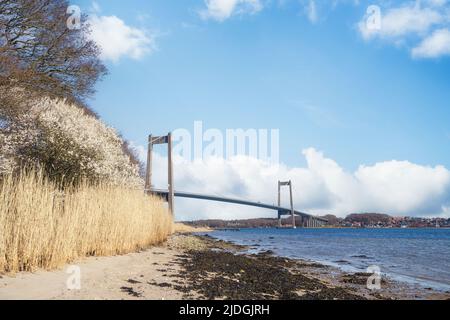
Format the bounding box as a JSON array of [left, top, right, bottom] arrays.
[[146, 133, 175, 215], [278, 181, 296, 229], [168, 133, 174, 214]]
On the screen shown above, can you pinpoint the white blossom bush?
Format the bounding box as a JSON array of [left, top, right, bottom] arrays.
[[0, 97, 143, 188]]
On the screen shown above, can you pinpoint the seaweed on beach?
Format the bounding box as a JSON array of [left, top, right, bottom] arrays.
[[127, 279, 141, 284], [341, 273, 387, 286], [148, 281, 173, 288], [174, 249, 365, 300], [120, 286, 142, 297]]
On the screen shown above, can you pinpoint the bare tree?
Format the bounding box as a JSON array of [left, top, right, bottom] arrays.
[[0, 0, 107, 110]]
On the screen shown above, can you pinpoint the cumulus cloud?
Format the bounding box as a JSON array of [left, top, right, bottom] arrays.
[[141, 147, 450, 221], [88, 15, 155, 62], [412, 28, 450, 57], [359, 3, 443, 40], [358, 1, 450, 58], [355, 160, 450, 215], [199, 0, 263, 21]]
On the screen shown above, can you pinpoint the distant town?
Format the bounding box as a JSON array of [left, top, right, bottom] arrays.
[[184, 213, 450, 229], [323, 213, 450, 229]]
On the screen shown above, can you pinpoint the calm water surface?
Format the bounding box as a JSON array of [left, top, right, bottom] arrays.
[[204, 228, 450, 291]]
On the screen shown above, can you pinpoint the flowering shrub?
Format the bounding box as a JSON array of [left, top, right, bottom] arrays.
[[0, 97, 143, 188]]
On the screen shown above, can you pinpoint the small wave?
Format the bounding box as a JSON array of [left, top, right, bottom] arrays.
[[351, 254, 373, 259], [334, 260, 351, 264]]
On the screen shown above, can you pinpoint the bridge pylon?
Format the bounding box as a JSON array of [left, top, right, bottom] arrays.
[[145, 133, 174, 214], [278, 180, 296, 229]]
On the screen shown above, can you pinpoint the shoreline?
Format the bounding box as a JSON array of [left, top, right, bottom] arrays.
[[173, 234, 449, 300], [199, 228, 450, 295], [0, 233, 448, 300]]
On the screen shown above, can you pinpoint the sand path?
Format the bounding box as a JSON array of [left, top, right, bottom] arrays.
[[0, 245, 186, 300]]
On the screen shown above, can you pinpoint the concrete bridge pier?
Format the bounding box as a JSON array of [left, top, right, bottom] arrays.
[[309, 218, 322, 228], [278, 181, 295, 229], [304, 217, 321, 228], [145, 133, 174, 214]]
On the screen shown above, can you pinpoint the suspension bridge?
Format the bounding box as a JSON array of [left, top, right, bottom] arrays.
[[145, 133, 327, 228]]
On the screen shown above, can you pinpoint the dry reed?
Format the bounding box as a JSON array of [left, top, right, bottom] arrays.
[[0, 170, 173, 273]]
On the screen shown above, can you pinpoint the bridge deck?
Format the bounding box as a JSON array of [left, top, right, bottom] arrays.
[[149, 189, 327, 222]]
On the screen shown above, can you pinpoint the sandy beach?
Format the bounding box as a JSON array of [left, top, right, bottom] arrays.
[[0, 233, 449, 300]]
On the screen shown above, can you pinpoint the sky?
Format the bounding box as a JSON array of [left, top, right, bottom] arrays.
[[72, 0, 450, 220]]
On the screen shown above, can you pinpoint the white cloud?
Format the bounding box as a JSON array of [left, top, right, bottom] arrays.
[[129, 141, 148, 162], [359, 3, 443, 40], [142, 147, 450, 221], [412, 28, 450, 57], [88, 15, 155, 62], [90, 1, 101, 13], [427, 0, 448, 7], [299, 0, 360, 24], [306, 0, 318, 23], [358, 1, 450, 59], [199, 0, 263, 21], [355, 160, 450, 214], [442, 206, 450, 217]]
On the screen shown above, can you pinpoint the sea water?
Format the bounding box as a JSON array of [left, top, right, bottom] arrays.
[[204, 228, 450, 291]]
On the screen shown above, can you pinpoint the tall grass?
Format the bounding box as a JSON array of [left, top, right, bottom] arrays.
[[0, 170, 173, 273]]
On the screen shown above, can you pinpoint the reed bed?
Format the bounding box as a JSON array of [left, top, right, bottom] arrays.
[[0, 170, 173, 273]]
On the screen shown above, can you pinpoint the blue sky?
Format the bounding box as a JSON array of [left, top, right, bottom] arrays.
[[71, 0, 450, 218], [74, 0, 450, 170]]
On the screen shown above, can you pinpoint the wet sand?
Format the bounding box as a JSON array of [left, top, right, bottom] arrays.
[[0, 234, 448, 300]]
